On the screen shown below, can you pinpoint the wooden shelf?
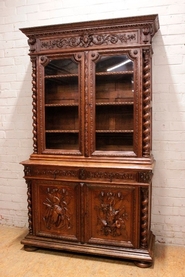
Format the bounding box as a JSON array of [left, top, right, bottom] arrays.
[[45, 103, 79, 107], [46, 130, 79, 133], [96, 130, 133, 133], [96, 101, 133, 105], [96, 71, 133, 76], [45, 74, 78, 78]]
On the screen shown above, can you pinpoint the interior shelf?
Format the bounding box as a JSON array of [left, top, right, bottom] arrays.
[[96, 130, 133, 133], [96, 71, 133, 76], [96, 101, 134, 105], [45, 74, 78, 78], [45, 130, 79, 133], [45, 103, 79, 107]]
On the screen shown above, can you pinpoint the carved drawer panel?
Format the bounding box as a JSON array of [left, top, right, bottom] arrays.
[[32, 180, 80, 242], [24, 165, 138, 183], [24, 165, 79, 181], [84, 183, 139, 248]]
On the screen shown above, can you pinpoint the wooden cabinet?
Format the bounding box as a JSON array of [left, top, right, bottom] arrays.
[[20, 14, 159, 267]]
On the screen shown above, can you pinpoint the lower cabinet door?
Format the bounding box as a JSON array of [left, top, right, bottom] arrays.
[[32, 180, 80, 242], [84, 183, 140, 248]]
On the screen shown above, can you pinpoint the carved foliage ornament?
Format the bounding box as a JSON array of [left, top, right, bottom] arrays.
[[139, 171, 153, 183], [95, 191, 129, 238], [40, 32, 137, 50], [24, 166, 136, 182]]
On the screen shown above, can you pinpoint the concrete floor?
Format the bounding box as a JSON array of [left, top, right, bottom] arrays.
[[0, 225, 185, 277]]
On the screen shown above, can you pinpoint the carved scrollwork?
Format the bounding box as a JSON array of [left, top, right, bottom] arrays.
[[95, 191, 129, 237], [129, 49, 138, 58], [40, 32, 137, 50], [33, 168, 78, 179], [138, 171, 153, 183], [43, 187, 72, 230], [24, 166, 31, 176], [39, 55, 50, 66], [27, 167, 136, 182], [74, 53, 83, 61], [90, 51, 99, 61]]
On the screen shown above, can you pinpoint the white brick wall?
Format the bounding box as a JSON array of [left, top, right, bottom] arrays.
[[0, 0, 185, 245]]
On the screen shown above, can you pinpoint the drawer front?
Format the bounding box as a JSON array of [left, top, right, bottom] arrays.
[[23, 165, 138, 183]]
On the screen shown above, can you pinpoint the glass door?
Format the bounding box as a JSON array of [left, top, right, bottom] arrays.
[[94, 54, 134, 155], [43, 56, 82, 154]]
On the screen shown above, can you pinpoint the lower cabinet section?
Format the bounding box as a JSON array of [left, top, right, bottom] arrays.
[[21, 167, 155, 268]]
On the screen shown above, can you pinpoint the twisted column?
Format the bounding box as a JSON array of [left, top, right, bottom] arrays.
[[143, 49, 151, 157], [31, 57, 37, 153], [26, 180, 33, 234], [140, 187, 149, 248]]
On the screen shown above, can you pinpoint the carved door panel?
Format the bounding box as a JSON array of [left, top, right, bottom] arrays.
[[84, 183, 140, 248], [32, 180, 80, 242]]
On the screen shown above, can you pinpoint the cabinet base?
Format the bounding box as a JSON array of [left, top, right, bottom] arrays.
[[134, 261, 153, 268], [21, 232, 155, 267], [24, 245, 38, 252]]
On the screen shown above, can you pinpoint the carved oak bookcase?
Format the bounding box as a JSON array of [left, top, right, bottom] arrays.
[[20, 14, 159, 268]]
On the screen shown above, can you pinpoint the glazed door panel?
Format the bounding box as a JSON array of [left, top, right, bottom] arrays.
[[32, 180, 81, 242], [84, 183, 140, 248], [38, 53, 85, 156], [88, 50, 142, 158]]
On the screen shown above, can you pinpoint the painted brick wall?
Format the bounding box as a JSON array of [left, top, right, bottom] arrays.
[[0, 0, 185, 245]]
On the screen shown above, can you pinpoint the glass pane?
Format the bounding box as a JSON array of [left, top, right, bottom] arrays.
[[96, 55, 133, 73], [45, 59, 78, 75], [95, 55, 134, 152], [45, 76, 78, 105], [44, 58, 79, 151]]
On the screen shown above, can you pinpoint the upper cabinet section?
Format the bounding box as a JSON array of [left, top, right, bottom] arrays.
[[20, 15, 159, 160]]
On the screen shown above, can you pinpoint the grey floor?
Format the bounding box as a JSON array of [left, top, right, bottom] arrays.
[[0, 225, 185, 277]]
